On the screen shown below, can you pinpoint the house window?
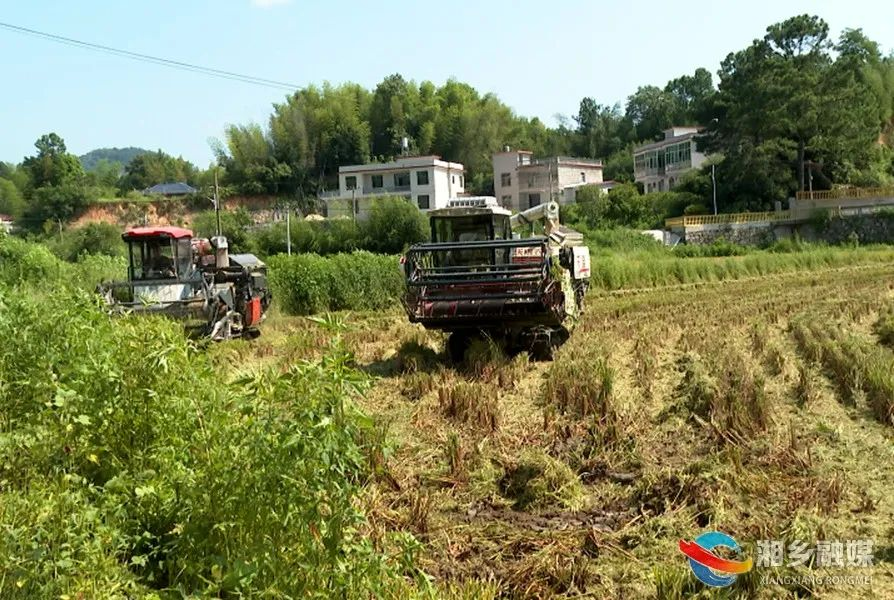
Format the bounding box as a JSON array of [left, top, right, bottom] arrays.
[[460, 175, 464, 187], [345, 175, 357, 190], [501, 172, 511, 186], [580, 172, 586, 183], [451, 174, 456, 184], [371, 174, 383, 188], [417, 194, 430, 209], [528, 193, 541, 208], [416, 170, 429, 185], [394, 172, 410, 188]]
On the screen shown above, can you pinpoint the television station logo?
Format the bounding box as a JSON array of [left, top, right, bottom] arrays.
[[678, 531, 753, 588]]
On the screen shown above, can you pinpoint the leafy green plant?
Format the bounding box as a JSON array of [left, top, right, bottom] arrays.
[[268, 251, 402, 315]]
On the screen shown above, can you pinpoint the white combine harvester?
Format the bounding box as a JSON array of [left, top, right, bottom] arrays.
[[401, 197, 590, 360]]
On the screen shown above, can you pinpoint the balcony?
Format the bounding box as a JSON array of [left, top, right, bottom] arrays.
[[634, 166, 665, 177], [319, 186, 411, 199], [665, 160, 692, 173]]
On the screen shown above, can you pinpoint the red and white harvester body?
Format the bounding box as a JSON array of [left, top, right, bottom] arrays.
[[99, 226, 271, 340]]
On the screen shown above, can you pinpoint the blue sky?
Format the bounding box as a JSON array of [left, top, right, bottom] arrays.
[[2, 0, 893, 166]]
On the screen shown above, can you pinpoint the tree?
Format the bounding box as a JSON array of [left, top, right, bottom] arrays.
[[88, 159, 123, 188], [28, 183, 95, 224], [625, 68, 715, 142], [563, 183, 690, 230], [625, 86, 677, 141], [119, 150, 198, 191], [701, 15, 882, 204], [0, 178, 25, 218], [369, 74, 415, 157], [22, 133, 85, 188], [665, 67, 714, 122], [573, 100, 633, 159]]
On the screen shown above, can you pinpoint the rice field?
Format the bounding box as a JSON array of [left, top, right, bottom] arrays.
[[221, 260, 894, 599]]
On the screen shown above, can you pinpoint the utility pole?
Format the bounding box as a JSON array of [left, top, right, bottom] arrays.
[[711, 163, 718, 216], [285, 200, 291, 256], [213, 168, 222, 237], [548, 161, 554, 205]]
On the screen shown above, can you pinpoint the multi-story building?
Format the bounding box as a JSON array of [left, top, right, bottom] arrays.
[[633, 126, 707, 193], [321, 155, 465, 218], [493, 150, 604, 212]]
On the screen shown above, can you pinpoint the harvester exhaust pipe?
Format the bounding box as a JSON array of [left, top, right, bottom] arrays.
[[211, 236, 229, 268]]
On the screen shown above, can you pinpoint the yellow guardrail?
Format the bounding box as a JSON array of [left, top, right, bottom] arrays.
[[795, 187, 894, 201], [665, 211, 792, 228]]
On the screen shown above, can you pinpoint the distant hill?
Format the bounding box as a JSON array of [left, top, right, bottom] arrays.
[[79, 147, 148, 171]]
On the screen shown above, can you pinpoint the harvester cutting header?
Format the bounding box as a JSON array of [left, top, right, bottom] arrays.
[[99, 226, 271, 340], [400, 197, 590, 360]]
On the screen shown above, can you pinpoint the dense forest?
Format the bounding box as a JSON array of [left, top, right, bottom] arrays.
[[1, 14, 893, 229]]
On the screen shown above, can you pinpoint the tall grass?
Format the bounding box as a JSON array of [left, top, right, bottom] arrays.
[[589, 246, 894, 291]]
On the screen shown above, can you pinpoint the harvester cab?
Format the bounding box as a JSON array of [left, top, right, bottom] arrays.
[[401, 197, 590, 360], [99, 226, 271, 340]]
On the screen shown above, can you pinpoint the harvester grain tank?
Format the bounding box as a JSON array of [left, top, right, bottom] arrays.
[[98, 226, 271, 340], [400, 197, 590, 360]]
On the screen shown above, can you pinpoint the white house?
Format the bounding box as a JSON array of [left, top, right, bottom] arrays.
[[492, 149, 604, 212], [633, 127, 707, 193], [322, 155, 465, 219], [0, 214, 13, 233]]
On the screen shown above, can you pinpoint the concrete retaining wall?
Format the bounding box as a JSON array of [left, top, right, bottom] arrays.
[[679, 212, 894, 246], [682, 222, 777, 246]]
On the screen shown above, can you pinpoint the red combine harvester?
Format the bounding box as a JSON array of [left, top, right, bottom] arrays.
[[401, 197, 590, 360], [98, 226, 271, 340]]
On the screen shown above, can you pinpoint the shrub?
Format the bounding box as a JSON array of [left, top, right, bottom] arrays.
[[48, 221, 125, 261], [246, 200, 425, 259], [359, 197, 428, 254], [268, 251, 403, 315], [0, 232, 64, 285], [672, 239, 748, 258], [190, 208, 254, 253]]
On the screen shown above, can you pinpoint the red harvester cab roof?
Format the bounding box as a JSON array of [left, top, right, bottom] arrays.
[[122, 226, 194, 240]]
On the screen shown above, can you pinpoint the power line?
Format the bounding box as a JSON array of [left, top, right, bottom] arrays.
[[0, 21, 300, 91]]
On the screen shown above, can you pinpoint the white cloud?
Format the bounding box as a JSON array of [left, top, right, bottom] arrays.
[[251, 0, 291, 7]]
